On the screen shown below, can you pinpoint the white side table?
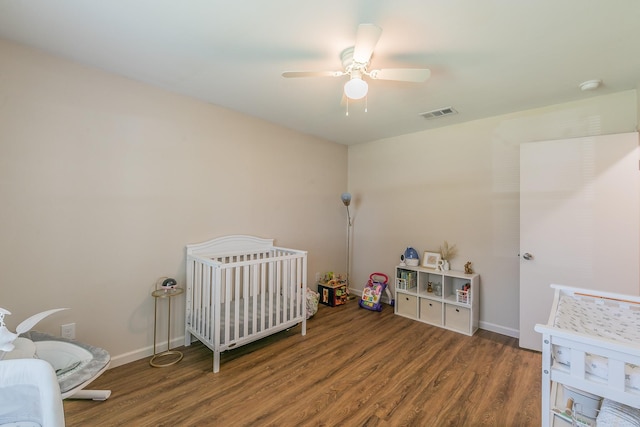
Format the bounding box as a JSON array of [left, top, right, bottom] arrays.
[[150, 287, 184, 368]]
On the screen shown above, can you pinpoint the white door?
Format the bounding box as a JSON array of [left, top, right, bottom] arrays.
[[519, 132, 639, 351]]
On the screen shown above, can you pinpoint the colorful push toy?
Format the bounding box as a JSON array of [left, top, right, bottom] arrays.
[[359, 272, 394, 311]]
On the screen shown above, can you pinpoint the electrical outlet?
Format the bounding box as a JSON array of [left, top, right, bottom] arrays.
[[61, 323, 75, 339]]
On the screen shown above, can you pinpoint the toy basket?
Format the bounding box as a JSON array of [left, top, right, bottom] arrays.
[[456, 289, 470, 304], [395, 277, 407, 290]]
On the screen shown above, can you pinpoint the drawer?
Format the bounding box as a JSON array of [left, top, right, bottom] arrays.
[[396, 293, 418, 318], [419, 299, 442, 325], [445, 304, 471, 333]]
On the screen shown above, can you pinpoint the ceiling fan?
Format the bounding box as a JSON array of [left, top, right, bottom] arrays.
[[282, 23, 431, 101]]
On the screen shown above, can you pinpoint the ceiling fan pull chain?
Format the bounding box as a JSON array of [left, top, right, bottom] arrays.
[[365, 95, 368, 113], [346, 98, 349, 116]]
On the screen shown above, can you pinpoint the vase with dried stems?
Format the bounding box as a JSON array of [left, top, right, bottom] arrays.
[[439, 241, 457, 270]]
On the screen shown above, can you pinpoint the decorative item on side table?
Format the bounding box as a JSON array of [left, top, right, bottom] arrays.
[[150, 277, 184, 368]]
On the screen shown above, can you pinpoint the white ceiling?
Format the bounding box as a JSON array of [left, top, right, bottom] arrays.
[[1, 1, 639, 145]]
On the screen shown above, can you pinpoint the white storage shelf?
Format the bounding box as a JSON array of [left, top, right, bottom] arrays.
[[395, 265, 480, 336]]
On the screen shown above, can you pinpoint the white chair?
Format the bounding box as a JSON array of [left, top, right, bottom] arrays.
[[0, 358, 65, 427]]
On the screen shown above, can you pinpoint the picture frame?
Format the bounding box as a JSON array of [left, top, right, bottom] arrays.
[[422, 251, 441, 269]]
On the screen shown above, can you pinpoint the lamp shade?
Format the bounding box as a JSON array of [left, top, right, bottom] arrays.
[[344, 78, 368, 100], [341, 192, 352, 206]]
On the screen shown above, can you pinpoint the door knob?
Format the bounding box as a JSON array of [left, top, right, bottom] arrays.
[[522, 253, 533, 260]]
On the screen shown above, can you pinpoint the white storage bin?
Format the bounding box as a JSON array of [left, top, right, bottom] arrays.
[[445, 304, 471, 333], [396, 293, 418, 318]]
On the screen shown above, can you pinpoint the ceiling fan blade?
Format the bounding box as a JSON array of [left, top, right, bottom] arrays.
[[282, 71, 342, 78], [352, 23, 382, 63], [369, 68, 431, 82]]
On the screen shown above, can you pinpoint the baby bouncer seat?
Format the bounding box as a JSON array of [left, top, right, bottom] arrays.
[[359, 273, 394, 311], [0, 308, 112, 401]]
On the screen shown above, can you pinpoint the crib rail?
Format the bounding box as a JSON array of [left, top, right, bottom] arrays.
[[185, 245, 307, 373], [536, 284, 640, 427]]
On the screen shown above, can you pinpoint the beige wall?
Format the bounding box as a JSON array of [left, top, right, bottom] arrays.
[[0, 39, 348, 365], [2, 36, 638, 364], [348, 90, 638, 336]]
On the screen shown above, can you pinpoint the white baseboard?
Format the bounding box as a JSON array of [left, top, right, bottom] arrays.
[[478, 321, 519, 338], [109, 303, 520, 369], [109, 336, 186, 368]]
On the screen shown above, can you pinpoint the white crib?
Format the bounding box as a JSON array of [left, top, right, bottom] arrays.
[[184, 235, 307, 373], [535, 284, 640, 426]]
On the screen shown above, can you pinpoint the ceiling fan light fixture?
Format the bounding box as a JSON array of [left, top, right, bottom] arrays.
[[344, 77, 368, 100]]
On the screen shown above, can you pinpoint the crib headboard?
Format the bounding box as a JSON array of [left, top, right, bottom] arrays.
[[186, 235, 275, 257]]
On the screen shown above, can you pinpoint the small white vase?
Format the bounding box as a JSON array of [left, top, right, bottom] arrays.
[[443, 260, 450, 271]]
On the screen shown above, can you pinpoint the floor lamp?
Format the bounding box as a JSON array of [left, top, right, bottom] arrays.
[[341, 192, 352, 295]]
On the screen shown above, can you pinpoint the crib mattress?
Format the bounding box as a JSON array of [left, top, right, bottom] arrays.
[[187, 293, 302, 343], [552, 295, 640, 390], [553, 295, 640, 343]]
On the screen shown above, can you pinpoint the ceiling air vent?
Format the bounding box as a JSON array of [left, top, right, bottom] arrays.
[[419, 107, 458, 120]]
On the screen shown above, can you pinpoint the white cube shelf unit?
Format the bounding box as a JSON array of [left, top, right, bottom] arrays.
[[395, 265, 480, 336]]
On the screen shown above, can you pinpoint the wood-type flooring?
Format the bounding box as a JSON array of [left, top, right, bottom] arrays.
[[63, 300, 541, 426]]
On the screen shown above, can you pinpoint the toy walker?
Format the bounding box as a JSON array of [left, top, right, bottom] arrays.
[[359, 272, 394, 311]]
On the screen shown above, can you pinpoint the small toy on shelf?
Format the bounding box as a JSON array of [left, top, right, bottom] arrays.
[[464, 262, 473, 274]]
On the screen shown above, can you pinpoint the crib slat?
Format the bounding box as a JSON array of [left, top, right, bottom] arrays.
[[268, 260, 274, 329], [301, 256, 307, 336], [250, 263, 256, 335], [224, 267, 232, 345], [204, 264, 210, 342], [608, 358, 625, 390], [243, 264, 249, 339], [282, 257, 288, 322], [569, 348, 586, 380], [276, 255, 281, 324], [261, 260, 267, 332], [287, 258, 294, 320], [196, 263, 202, 340], [211, 265, 217, 342], [196, 263, 204, 339], [234, 266, 241, 341]]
